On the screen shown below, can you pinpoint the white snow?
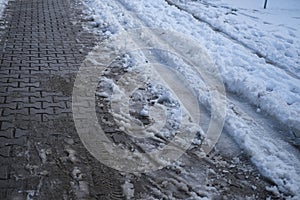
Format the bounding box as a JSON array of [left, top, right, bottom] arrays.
[[169, 0, 300, 78], [82, 0, 300, 198]]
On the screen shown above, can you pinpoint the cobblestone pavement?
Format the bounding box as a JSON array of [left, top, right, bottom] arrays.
[[0, 0, 125, 199]]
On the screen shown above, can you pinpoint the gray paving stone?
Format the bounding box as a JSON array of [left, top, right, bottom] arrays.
[[0, 0, 124, 198], [0, 146, 10, 157], [0, 166, 9, 180]]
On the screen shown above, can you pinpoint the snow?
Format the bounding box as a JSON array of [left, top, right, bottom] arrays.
[[81, 0, 300, 198], [84, 0, 300, 133], [220, 0, 300, 10], [0, 0, 7, 18], [170, 0, 300, 78], [122, 176, 135, 200]]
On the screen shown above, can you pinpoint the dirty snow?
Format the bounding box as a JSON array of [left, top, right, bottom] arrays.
[[81, 0, 300, 198]]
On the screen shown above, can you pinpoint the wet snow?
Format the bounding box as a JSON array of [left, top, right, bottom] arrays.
[[81, 0, 300, 198]]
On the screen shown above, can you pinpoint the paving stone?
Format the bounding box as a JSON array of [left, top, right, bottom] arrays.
[[0, 166, 9, 180], [0, 137, 27, 148], [0, 128, 13, 138], [0, 146, 11, 157], [2, 108, 30, 116], [0, 122, 15, 131], [0, 0, 124, 198], [14, 129, 28, 138]]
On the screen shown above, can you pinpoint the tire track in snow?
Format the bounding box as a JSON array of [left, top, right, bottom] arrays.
[[113, 0, 300, 137], [111, 0, 227, 156], [163, 0, 300, 145], [115, 0, 300, 195], [164, 0, 300, 80], [83, 0, 300, 197]]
